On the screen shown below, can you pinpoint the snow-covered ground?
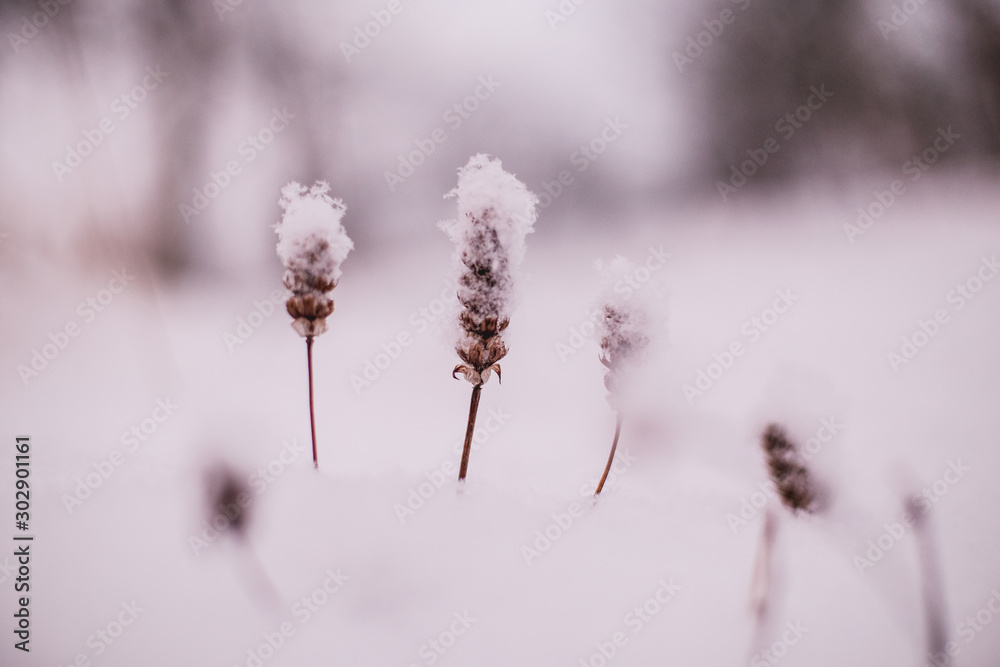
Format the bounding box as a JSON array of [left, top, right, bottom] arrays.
[[3, 176, 1000, 666]]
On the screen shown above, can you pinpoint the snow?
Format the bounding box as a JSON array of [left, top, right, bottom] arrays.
[[595, 258, 652, 358], [3, 181, 1000, 666], [275, 181, 353, 288], [440, 154, 538, 329], [441, 155, 538, 267]]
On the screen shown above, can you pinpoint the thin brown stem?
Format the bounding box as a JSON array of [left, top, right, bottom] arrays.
[[458, 383, 483, 481], [595, 413, 623, 496], [306, 335, 318, 469]]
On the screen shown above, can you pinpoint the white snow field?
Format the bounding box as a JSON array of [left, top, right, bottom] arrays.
[[2, 177, 1000, 667]]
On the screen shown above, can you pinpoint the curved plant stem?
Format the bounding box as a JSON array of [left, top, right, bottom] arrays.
[[595, 413, 623, 496], [306, 335, 318, 469], [458, 383, 483, 481]]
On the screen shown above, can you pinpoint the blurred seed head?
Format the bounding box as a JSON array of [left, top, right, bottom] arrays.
[[204, 463, 252, 540], [761, 423, 827, 514]]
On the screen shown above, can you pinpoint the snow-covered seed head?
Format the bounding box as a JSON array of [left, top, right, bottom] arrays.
[[441, 154, 538, 385], [596, 257, 650, 409], [761, 423, 826, 514], [275, 181, 353, 338]]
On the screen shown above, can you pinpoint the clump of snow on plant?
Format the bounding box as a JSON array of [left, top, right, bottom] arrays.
[[594, 256, 651, 408], [595, 256, 650, 368], [439, 154, 538, 327], [275, 181, 353, 288]]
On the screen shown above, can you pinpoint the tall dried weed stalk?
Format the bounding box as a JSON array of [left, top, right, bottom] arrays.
[[749, 423, 826, 656], [275, 181, 353, 469], [594, 258, 649, 496], [440, 154, 537, 481]]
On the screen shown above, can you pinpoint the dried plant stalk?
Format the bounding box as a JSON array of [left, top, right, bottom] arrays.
[[747, 423, 826, 658], [593, 293, 648, 497], [441, 154, 537, 481], [204, 464, 278, 606], [451, 224, 507, 481], [274, 181, 353, 469]]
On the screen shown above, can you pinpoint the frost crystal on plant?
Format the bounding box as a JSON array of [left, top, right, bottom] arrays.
[[596, 257, 650, 407], [441, 154, 538, 385], [275, 181, 353, 337]]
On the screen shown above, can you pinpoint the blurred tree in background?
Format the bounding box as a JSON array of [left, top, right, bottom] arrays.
[[690, 0, 1000, 185], [0, 0, 996, 277], [0, 0, 347, 276]]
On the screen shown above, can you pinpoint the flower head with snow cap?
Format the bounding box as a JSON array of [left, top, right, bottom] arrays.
[[440, 154, 538, 387], [274, 180, 353, 469], [592, 256, 651, 496], [595, 256, 651, 409], [275, 181, 353, 338], [440, 154, 538, 481]]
